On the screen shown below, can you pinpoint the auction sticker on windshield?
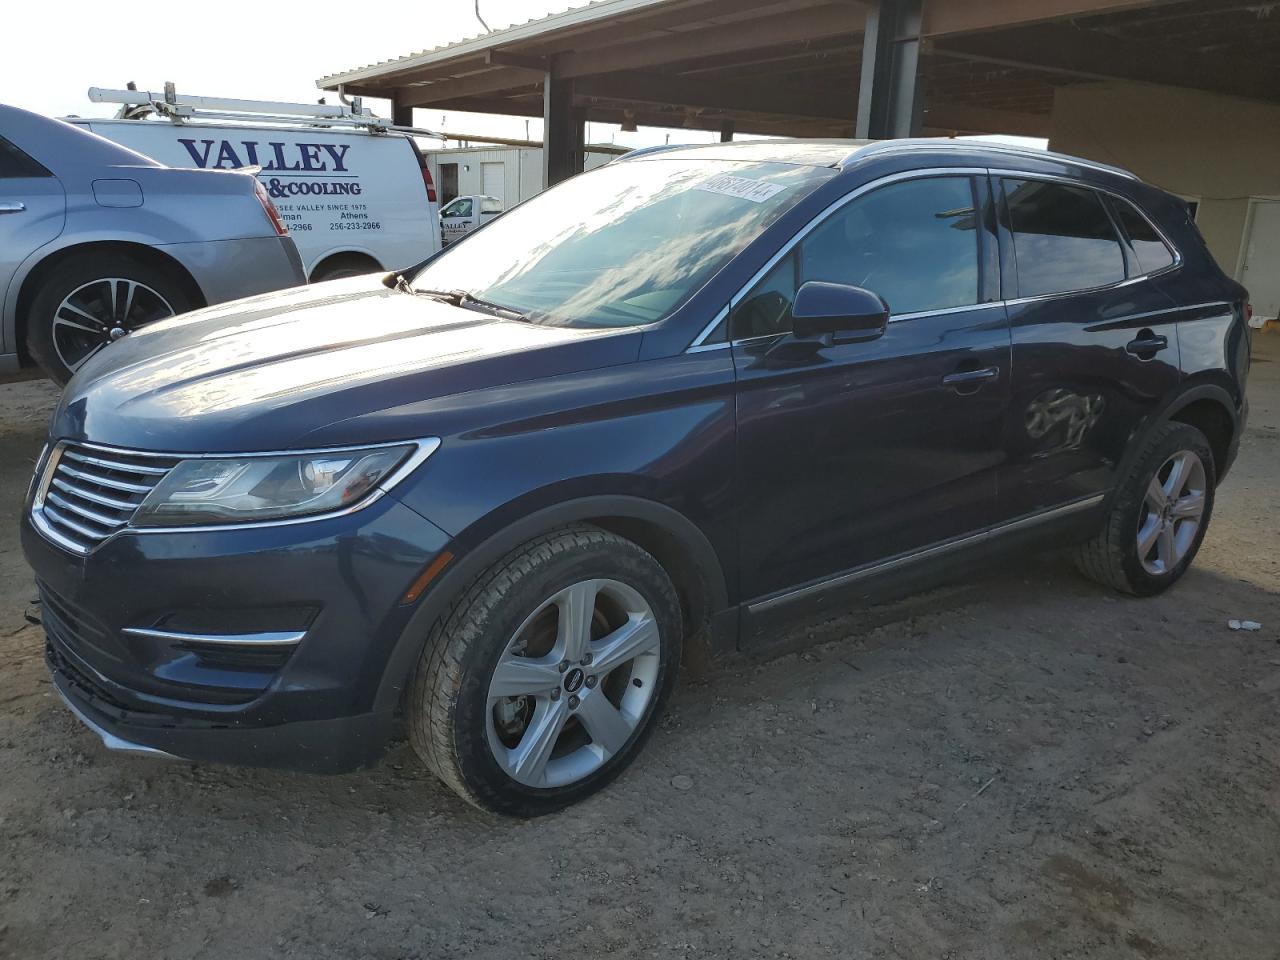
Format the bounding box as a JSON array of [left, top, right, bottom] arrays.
[[695, 173, 787, 203]]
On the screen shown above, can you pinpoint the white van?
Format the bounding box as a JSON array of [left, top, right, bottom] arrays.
[[440, 194, 504, 246], [71, 91, 442, 282]]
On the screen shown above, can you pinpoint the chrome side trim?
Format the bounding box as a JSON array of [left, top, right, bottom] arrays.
[[686, 304, 730, 351], [747, 493, 1106, 615], [121, 627, 306, 647], [54, 685, 180, 760]]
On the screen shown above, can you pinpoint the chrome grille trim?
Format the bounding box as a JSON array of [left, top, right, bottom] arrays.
[[31, 442, 181, 555]]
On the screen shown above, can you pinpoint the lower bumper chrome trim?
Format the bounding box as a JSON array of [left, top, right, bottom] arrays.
[[54, 685, 180, 761], [121, 627, 306, 646]]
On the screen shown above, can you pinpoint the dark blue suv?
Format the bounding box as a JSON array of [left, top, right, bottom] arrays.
[[22, 139, 1250, 815]]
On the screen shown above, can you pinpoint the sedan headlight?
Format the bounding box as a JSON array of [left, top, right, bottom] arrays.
[[134, 441, 435, 527]]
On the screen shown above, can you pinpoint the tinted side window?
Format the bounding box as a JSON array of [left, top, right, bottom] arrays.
[[730, 176, 979, 338], [1113, 198, 1176, 274], [0, 137, 51, 179], [1004, 179, 1126, 297], [802, 177, 979, 315]]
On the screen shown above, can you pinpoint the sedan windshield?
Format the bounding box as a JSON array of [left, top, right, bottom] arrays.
[[412, 157, 833, 328]]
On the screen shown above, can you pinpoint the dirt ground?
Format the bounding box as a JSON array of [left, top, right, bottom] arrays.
[[1, 337, 1278, 960]]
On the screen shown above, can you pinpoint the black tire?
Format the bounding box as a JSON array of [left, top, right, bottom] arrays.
[[408, 525, 682, 816], [27, 253, 193, 385], [309, 255, 380, 283], [1074, 421, 1216, 596]]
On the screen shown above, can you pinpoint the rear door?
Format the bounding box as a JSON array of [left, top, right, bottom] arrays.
[[994, 175, 1182, 521], [0, 137, 65, 355], [733, 173, 1011, 605]]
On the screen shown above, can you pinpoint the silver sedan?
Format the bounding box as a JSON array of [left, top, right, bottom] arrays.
[[0, 103, 306, 383]]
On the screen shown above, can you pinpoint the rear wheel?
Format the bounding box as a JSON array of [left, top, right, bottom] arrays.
[[1074, 421, 1215, 596], [27, 254, 192, 384], [408, 526, 682, 816]]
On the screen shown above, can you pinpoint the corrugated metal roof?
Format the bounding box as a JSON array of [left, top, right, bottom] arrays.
[[316, 0, 676, 89]]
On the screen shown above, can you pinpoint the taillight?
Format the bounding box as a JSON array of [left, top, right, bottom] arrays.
[[421, 165, 437, 204], [254, 180, 289, 237]]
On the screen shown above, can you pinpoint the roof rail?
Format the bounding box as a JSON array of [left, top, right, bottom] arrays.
[[841, 139, 1138, 181], [613, 143, 691, 162]]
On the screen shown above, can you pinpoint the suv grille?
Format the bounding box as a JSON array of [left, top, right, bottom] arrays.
[[31, 443, 181, 554]]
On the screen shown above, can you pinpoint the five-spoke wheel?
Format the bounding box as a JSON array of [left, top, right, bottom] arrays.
[[408, 526, 681, 816]]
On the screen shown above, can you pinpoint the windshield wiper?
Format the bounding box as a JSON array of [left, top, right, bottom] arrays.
[[393, 279, 530, 321]]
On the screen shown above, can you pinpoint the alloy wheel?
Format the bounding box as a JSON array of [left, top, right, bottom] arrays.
[[1137, 449, 1207, 576], [485, 578, 661, 788], [52, 278, 175, 374]]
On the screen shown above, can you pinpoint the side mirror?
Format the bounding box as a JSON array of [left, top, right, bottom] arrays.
[[791, 281, 889, 344]]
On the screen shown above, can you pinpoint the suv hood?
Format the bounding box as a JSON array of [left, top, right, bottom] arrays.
[[54, 276, 641, 453]]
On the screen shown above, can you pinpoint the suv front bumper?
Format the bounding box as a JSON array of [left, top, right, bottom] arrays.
[[23, 494, 451, 772]]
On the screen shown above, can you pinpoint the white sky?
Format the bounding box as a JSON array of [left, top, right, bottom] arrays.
[[2, 0, 1043, 151], [1, 0, 726, 149]]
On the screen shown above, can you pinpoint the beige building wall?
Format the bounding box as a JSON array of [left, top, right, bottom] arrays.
[[1049, 81, 1280, 277]]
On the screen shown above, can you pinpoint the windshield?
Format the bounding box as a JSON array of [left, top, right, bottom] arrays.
[[412, 158, 834, 328]]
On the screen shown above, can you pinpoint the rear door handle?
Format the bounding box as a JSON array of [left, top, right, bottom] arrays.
[[942, 366, 999, 390], [0, 201, 25, 214], [1125, 334, 1168, 356]]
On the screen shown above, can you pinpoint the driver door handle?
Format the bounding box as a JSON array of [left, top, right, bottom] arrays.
[[942, 366, 999, 389], [1125, 334, 1169, 355]]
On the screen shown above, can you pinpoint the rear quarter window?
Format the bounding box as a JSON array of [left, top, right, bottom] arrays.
[[1112, 198, 1177, 274], [1003, 179, 1126, 298], [0, 136, 51, 178]]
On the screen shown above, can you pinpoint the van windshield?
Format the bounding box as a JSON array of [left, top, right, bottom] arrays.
[[412, 158, 833, 328]]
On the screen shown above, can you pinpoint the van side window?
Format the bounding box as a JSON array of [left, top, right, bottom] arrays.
[[1112, 198, 1176, 274], [481, 198, 503, 214], [730, 176, 979, 339], [1003, 179, 1126, 297], [0, 137, 51, 178]]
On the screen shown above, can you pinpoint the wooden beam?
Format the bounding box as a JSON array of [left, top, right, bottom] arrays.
[[575, 70, 851, 121], [921, 0, 1169, 38], [558, 3, 866, 78], [933, 24, 1280, 102], [486, 49, 549, 72], [397, 69, 541, 108]]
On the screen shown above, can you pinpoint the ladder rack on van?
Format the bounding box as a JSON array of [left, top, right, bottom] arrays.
[[87, 83, 446, 141]]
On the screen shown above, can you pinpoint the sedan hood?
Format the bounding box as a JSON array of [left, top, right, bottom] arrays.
[[54, 276, 641, 452]]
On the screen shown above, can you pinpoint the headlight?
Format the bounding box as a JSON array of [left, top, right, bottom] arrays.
[[134, 441, 435, 527]]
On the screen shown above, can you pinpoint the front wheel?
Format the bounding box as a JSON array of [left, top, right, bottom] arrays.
[[27, 254, 192, 385], [1075, 421, 1216, 596], [408, 526, 682, 816]]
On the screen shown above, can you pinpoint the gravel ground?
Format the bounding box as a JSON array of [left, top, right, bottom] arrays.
[[1, 337, 1278, 960]]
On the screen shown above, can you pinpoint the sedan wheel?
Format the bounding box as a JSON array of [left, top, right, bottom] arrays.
[[53, 278, 175, 375]]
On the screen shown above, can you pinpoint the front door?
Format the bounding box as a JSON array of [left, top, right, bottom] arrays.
[[733, 174, 1011, 606]]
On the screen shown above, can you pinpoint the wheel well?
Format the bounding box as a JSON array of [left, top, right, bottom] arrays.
[[14, 241, 205, 364], [587, 516, 716, 668], [1169, 398, 1234, 480], [309, 252, 382, 283]]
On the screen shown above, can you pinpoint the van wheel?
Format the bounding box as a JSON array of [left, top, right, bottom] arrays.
[[310, 254, 380, 282], [1074, 422, 1215, 596], [408, 525, 682, 816], [27, 254, 191, 385]]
